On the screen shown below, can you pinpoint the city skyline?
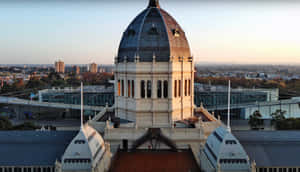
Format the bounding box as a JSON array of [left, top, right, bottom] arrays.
[[1, 0, 300, 65]]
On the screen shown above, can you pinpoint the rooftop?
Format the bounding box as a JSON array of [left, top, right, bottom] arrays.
[[110, 150, 200, 172], [233, 130, 300, 167], [0, 131, 77, 166]]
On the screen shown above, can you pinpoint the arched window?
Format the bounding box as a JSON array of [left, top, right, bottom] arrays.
[[174, 80, 177, 97], [188, 79, 191, 96], [121, 80, 124, 96], [118, 80, 121, 96], [184, 79, 187, 96], [141, 80, 145, 98], [147, 80, 152, 98], [163, 80, 168, 98], [132, 80, 135, 98], [178, 80, 181, 97], [157, 80, 162, 98], [128, 80, 131, 97]]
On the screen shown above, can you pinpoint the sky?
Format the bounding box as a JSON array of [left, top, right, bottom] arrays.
[[0, 0, 300, 65]]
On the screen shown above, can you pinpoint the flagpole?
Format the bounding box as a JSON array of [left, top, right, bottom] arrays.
[[81, 82, 83, 129], [227, 80, 231, 132]]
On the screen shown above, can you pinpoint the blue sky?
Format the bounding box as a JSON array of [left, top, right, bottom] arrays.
[[0, 0, 300, 64]]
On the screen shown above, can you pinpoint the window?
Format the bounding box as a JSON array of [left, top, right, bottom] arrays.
[[174, 80, 177, 97], [141, 80, 145, 98], [184, 80, 187, 96], [178, 80, 181, 97], [64, 159, 91, 163], [118, 80, 121, 96], [205, 143, 217, 161], [157, 80, 162, 98], [213, 131, 223, 142], [188, 79, 191, 96], [172, 29, 180, 37], [75, 140, 86, 144], [148, 27, 159, 35], [128, 80, 131, 97], [132, 80, 135, 98], [219, 159, 247, 164], [127, 29, 136, 36], [163, 81, 168, 98], [225, 140, 237, 144], [147, 80, 152, 98], [121, 80, 124, 96]]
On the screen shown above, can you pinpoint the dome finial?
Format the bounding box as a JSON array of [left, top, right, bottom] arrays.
[[148, 0, 160, 8]]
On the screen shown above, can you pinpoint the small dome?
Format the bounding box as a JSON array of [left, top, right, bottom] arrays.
[[62, 124, 106, 171], [117, 0, 191, 62], [203, 127, 251, 171]]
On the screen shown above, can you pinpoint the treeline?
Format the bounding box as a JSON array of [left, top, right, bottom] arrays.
[[248, 110, 300, 130], [0, 117, 40, 130], [0, 72, 114, 98], [276, 118, 300, 130]]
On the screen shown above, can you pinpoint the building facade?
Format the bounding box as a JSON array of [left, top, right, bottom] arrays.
[[55, 60, 65, 73], [89, 63, 98, 73], [114, 0, 194, 127]]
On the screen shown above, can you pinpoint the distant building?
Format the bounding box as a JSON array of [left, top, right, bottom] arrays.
[[98, 67, 105, 73], [70, 65, 80, 75], [55, 60, 65, 73], [89, 63, 97, 73], [80, 65, 88, 73], [38, 85, 114, 107]]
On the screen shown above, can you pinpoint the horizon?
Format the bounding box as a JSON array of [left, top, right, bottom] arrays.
[[1, 0, 300, 64]]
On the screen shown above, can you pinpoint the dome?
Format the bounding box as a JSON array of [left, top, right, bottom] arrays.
[[117, 0, 191, 62], [202, 127, 251, 171], [61, 124, 106, 171]]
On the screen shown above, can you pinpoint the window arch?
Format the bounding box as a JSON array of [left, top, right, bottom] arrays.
[[132, 80, 135, 98], [178, 80, 181, 97], [127, 80, 131, 97], [157, 80, 162, 98], [163, 80, 168, 98], [147, 80, 152, 98], [121, 80, 124, 96], [174, 80, 177, 98], [184, 79, 187, 96], [141, 80, 145, 98], [118, 80, 121, 96], [188, 79, 191, 96]]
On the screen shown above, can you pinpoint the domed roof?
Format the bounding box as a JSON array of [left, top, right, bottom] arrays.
[[117, 0, 191, 62], [203, 127, 251, 171], [62, 124, 106, 171]]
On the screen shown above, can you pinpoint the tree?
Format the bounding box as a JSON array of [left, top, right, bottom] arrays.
[[0, 116, 13, 130], [25, 77, 47, 89], [12, 122, 40, 130], [270, 109, 286, 128], [248, 110, 264, 130]]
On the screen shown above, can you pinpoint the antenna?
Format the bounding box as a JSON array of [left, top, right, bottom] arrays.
[[227, 80, 231, 132], [80, 82, 83, 130]]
